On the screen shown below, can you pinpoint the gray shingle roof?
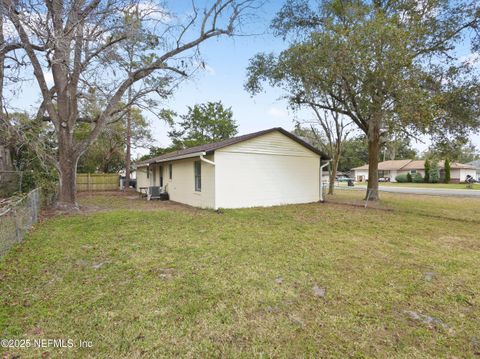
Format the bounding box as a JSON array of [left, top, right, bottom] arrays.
[[136, 127, 328, 167], [353, 159, 476, 171], [467, 160, 480, 169]]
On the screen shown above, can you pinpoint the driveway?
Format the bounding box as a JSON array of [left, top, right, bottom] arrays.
[[344, 185, 480, 197]]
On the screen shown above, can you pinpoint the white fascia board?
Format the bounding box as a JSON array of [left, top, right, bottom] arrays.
[[153, 151, 207, 164]]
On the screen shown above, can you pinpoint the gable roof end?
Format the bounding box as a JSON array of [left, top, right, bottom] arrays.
[[136, 127, 329, 167]]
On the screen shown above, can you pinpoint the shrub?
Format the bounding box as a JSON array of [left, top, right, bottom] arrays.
[[395, 173, 410, 183], [412, 173, 423, 183], [406, 173, 412, 182]]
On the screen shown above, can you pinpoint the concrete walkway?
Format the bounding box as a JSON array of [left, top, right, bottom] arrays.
[[344, 185, 480, 197]]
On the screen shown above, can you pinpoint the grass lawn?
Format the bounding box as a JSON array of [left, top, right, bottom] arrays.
[[1, 192, 479, 358], [352, 182, 480, 190]]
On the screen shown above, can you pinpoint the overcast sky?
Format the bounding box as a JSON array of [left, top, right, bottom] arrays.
[[6, 0, 480, 158]]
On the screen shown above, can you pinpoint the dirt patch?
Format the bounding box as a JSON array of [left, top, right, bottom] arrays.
[[40, 191, 202, 220], [324, 198, 394, 212], [39, 204, 105, 220]]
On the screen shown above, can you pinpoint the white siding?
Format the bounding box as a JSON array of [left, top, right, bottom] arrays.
[[136, 167, 149, 191], [165, 155, 215, 209], [214, 131, 320, 209], [355, 170, 368, 182], [389, 170, 398, 181], [459, 169, 476, 181]]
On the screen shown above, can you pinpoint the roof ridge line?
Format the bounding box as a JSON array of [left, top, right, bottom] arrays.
[[398, 159, 414, 170]]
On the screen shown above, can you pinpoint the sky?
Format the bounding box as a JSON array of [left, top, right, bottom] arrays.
[[136, 0, 480, 158], [6, 0, 480, 159], [138, 1, 298, 157]]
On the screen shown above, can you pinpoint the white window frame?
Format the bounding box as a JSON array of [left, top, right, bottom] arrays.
[[194, 161, 201, 192]]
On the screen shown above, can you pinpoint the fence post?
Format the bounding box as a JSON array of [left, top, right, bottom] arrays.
[[12, 207, 21, 242], [32, 189, 38, 223]]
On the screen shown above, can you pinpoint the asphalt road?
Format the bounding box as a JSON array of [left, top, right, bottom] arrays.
[[346, 185, 480, 197]]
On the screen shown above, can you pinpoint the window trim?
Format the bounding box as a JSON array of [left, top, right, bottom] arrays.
[[194, 160, 201, 192]]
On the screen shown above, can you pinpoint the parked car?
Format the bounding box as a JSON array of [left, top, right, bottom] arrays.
[[120, 176, 137, 189], [378, 177, 390, 182], [336, 176, 355, 182]]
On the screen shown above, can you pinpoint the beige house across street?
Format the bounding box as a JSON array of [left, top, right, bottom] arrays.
[[467, 160, 480, 180], [353, 159, 477, 183], [135, 128, 329, 209]]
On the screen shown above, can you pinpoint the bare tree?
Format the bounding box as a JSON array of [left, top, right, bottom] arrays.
[[1, 0, 261, 209], [308, 107, 352, 195], [294, 94, 353, 195]]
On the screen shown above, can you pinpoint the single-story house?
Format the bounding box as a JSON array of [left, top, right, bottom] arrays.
[[136, 127, 329, 209], [353, 159, 477, 183], [466, 160, 480, 180]]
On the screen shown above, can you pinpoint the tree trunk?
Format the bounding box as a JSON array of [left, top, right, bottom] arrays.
[[366, 123, 381, 201], [57, 129, 80, 210], [328, 156, 339, 195], [125, 108, 131, 190], [124, 85, 132, 191]]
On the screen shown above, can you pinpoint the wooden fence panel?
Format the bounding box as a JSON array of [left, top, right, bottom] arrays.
[[76, 173, 119, 191]]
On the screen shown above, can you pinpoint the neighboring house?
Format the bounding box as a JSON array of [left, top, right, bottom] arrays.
[[466, 160, 480, 180], [136, 127, 329, 209], [353, 159, 477, 183]]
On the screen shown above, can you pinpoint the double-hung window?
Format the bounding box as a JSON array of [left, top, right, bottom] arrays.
[[194, 161, 201, 192]]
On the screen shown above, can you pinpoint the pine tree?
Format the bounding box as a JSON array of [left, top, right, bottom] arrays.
[[444, 159, 451, 183], [429, 161, 440, 183], [424, 159, 431, 183]]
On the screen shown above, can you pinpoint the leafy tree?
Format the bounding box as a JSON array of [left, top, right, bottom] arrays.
[[424, 159, 431, 183], [337, 135, 416, 173], [382, 137, 417, 161], [425, 139, 479, 163], [246, 0, 479, 200], [115, 6, 167, 186], [1, 0, 260, 209], [138, 145, 180, 162], [167, 102, 238, 149], [76, 108, 151, 173], [1, 113, 58, 195], [429, 161, 440, 183], [444, 158, 451, 183], [338, 136, 369, 172]]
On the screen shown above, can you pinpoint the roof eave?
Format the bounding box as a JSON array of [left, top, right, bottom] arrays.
[[152, 151, 207, 164]]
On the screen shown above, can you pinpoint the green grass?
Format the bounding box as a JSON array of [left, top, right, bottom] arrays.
[[352, 182, 480, 190], [1, 192, 480, 358]]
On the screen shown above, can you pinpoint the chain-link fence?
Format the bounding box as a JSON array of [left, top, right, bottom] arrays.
[[0, 188, 40, 257]]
